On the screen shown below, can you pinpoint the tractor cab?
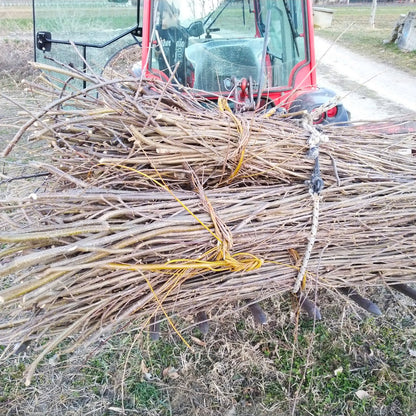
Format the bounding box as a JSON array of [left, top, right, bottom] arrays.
[[33, 0, 349, 123], [144, 1, 306, 104]]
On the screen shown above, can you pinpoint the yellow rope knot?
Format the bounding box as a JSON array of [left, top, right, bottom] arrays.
[[108, 251, 262, 276], [224, 252, 263, 272]]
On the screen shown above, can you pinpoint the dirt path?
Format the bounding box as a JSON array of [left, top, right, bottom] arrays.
[[315, 36, 416, 121]]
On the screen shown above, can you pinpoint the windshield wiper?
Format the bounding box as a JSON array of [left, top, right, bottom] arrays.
[[204, 0, 232, 32], [282, 0, 299, 56]]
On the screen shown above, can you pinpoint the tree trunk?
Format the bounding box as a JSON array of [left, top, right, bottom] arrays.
[[369, 0, 377, 29]]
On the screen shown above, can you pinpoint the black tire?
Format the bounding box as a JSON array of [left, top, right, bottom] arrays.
[[102, 42, 142, 79]]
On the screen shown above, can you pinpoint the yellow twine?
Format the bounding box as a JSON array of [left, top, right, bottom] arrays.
[[263, 107, 277, 118], [107, 252, 263, 275], [217, 97, 247, 181], [100, 163, 221, 243], [100, 162, 265, 348], [228, 147, 246, 182], [142, 274, 194, 351]]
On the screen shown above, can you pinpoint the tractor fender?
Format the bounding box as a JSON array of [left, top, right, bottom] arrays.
[[288, 87, 350, 125]]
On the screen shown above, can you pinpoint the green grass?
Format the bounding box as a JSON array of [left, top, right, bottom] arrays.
[[2, 292, 414, 415], [0, 18, 32, 32], [35, 9, 137, 35], [316, 4, 416, 75], [0, 360, 26, 404], [0, 5, 138, 36]]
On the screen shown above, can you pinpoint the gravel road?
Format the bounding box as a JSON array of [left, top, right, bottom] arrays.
[[315, 36, 416, 121]]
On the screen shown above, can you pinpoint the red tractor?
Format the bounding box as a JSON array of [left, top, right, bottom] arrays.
[[34, 0, 349, 123]]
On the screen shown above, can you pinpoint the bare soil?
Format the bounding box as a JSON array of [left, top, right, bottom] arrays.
[[0, 7, 31, 20]]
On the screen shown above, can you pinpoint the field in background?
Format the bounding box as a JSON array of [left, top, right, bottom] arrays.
[[316, 4, 416, 76], [1, 3, 416, 80], [1, 3, 415, 416]]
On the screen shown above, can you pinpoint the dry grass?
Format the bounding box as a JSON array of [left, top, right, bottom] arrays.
[[0, 38, 33, 81], [1, 289, 414, 415]]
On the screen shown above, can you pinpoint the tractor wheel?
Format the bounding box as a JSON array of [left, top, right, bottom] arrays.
[[102, 42, 142, 79]]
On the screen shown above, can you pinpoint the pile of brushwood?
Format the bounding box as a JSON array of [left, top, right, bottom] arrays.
[[1, 64, 415, 384]]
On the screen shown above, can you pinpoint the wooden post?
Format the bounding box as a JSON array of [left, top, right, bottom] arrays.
[[369, 0, 377, 29]]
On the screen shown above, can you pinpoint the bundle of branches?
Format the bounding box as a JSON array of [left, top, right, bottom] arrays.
[[5, 63, 414, 190], [1, 64, 415, 383]]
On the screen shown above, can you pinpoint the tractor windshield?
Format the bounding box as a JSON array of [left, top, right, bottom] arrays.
[[149, 0, 307, 93]]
